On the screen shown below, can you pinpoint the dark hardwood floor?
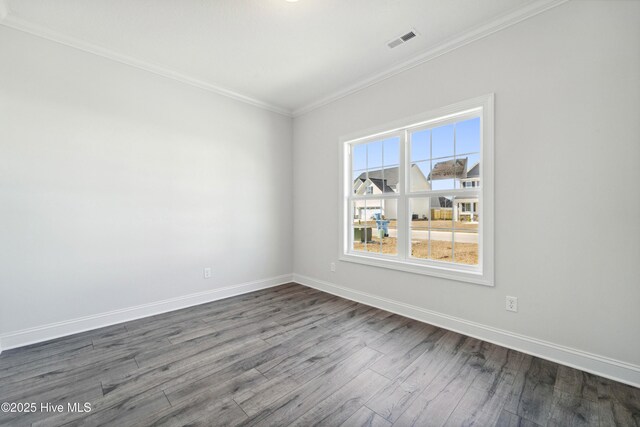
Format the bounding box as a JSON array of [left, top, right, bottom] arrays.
[[0, 283, 638, 426]]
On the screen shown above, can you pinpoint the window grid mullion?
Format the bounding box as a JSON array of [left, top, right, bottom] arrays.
[[428, 128, 433, 259], [452, 122, 456, 261], [380, 142, 385, 253], [407, 189, 480, 198], [347, 144, 352, 253], [397, 131, 407, 260]]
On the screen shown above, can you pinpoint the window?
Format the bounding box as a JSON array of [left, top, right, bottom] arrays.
[[340, 95, 494, 286]]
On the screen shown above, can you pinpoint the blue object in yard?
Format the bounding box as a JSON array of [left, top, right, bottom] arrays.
[[373, 213, 390, 236]]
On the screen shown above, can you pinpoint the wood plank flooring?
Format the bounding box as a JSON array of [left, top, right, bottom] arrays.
[[0, 283, 638, 426]]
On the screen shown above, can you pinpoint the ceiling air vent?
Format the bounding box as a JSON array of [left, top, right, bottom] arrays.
[[387, 29, 418, 49], [401, 31, 416, 42]]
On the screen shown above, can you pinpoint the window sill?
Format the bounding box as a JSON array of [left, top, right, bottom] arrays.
[[339, 252, 494, 287]]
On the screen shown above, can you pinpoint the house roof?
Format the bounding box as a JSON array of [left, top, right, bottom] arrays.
[[355, 167, 399, 193], [427, 158, 467, 180], [368, 178, 395, 193], [353, 177, 394, 193], [356, 166, 400, 184], [431, 196, 453, 208], [355, 164, 426, 186], [467, 162, 480, 178]]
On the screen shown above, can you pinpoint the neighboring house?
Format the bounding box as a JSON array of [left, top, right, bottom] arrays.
[[456, 161, 480, 222], [353, 159, 480, 223], [460, 162, 480, 188]]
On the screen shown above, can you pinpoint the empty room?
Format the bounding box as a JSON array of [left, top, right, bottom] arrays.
[[1, 0, 639, 426]]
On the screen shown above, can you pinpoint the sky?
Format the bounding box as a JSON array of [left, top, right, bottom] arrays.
[[352, 117, 480, 191]]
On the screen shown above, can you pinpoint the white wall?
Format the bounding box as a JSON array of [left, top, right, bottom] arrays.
[[0, 25, 293, 342], [293, 0, 640, 382]]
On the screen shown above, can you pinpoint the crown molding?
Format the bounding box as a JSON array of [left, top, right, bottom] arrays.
[[0, 0, 569, 119], [291, 0, 570, 117], [0, 9, 293, 117]]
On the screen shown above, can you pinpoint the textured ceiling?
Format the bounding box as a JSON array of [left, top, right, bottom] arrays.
[[1, 0, 559, 115]]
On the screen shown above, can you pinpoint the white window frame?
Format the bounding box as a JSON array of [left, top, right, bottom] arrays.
[[339, 94, 494, 286]]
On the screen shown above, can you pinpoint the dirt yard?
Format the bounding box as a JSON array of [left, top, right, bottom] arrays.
[[353, 237, 478, 265]]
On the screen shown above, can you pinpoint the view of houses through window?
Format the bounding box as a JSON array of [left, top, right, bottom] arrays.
[[352, 136, 401, 256], [349, 116, 481, 266]]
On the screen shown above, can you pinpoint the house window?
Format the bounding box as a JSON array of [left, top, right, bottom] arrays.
[[340, 95, 494, 286]]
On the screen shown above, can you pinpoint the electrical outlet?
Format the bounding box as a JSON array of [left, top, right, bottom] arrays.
[[330, 262, 336, 272], [204, 267, 212, 279], [506, 296, 518, 312]]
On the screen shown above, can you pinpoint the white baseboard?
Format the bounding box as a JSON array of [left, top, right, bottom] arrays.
[[0, 274, 293, 353], [3, 272, 638, 388], [293, 273, 640, 388]]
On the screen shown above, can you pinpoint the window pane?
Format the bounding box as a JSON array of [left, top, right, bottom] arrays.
[[360, 175, 381, 195], [429, 230, 453, 262], [432, 124, 454, 159], [411, 129, 430, 162], [410, 161, 430, 192], [382, 137, 400, 194], [353, 200, 376, 252], [360, 199, 381, 253], [382, 167, 399, 194], [371, 199, 397, 255], [429, 157, 466, 190], [453, 231, 478, 265], [383, 137, 400, 167], [454, 196, 479, 232], [455, 117, 480, 155], [430, 195, 453, 229], [352, 200, 365, 252], [367, 140, 383, 170], [411, 232, 429, 259], [459, 153, 480, 189], [353, 169, 366, 194], [410, 198, 429, 259], [352, 143, 367, 172], [410, 197, 430, 222], [453, 196, 479, 264], [368, 199, 382, 253]]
